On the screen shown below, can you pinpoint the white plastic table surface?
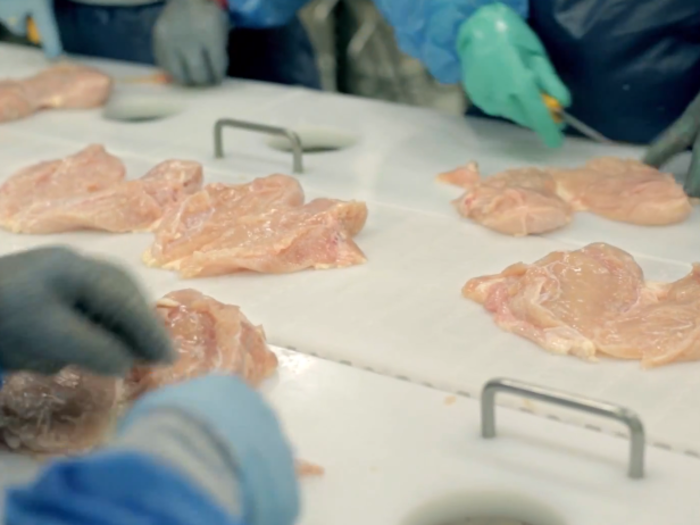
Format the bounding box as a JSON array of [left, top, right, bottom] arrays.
[[2, 347, 700, 525], [1, 45, 700, 462]]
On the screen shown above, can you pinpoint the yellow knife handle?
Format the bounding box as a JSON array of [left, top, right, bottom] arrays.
[[542, 93, 564, 124], [27, 17, 41, 45]]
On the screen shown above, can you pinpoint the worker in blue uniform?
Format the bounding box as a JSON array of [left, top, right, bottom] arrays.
[[373, 1, 700, 195], [0, 0, 320, 89], [0, 247, 299, 525]]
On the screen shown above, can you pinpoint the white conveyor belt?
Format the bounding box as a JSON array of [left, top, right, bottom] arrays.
[[2, 347, 700, 525], [1, 44, 699, 470]]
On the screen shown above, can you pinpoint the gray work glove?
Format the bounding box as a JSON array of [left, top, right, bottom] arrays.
[[0, 247, 174, 376], [644, 91, 700, 197], [153, 0, 230, 87]]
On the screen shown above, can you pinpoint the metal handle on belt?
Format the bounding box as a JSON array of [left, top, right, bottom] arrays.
[[480, 377, 646, 479], [214, 118, 304, 174]]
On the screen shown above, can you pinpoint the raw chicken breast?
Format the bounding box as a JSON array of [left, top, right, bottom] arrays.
[[0, 368, 120, 455], [145, 174, 368, 277], [464, 243, 700, 368], [0, 146, 203, 234], [0, 290, 277, 456], [127, 289, 278, 399], [550, 157, 691, 225], [0, 64, 112, 123], [596, 265, 700, 367], [437, 162, 572, 236], [439, 158, 692, 235]]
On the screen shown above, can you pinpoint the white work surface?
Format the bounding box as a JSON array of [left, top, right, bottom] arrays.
[[3, 346, 700, 525], [1, 43, 700, 521]]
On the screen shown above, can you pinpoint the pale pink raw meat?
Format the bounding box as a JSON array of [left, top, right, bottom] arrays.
[[144, 174, 368, 277], [0, 290, 278, 456], [596, 265, 700, 367], [0, 145, 203, 234], [464, 243, 700, 368], [439, 158, 692, 235], [0, 64, 112, 123], [127, 289, 279, 400], [296, 460, 325, 477], [549, 157, 692, 225], [437, 162, 572, 236]]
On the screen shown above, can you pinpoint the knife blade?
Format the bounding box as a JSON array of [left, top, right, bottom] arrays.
[[541, 94, 615, 145]]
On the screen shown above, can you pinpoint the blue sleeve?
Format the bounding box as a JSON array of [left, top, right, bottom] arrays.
[[372, 0, 529, 84], [4, 451, 242, 525], [226, 0, 313, 28]]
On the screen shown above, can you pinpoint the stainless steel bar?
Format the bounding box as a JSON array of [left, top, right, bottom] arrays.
[[214, 118, 304, 174], [481, 377, 645, 479]]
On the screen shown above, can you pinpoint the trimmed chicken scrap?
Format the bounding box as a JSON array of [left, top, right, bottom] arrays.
[[144, 174, 369, 277], [0, 290, 276, 455], [0, 64, 112, 123], [438, 158, 691, 235], [464, 242, 700, 368], [0, 145, 203, 234]]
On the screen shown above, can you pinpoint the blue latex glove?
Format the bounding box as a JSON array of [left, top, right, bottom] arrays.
[[373, 0, 529, 84], [120, 375, 299, 525], [5, 452, 243, 525], [0, 0, 63, 59], [153, 0, 230, 86]]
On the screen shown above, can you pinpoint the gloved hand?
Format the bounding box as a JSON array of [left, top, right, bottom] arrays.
[[153, 0, 230, 87], [644, 92, 700, 197], [456, 3, 571, 148], [0, 0, 64, 59], [0, 247, 174, 377], [119, 375, 299, 525]]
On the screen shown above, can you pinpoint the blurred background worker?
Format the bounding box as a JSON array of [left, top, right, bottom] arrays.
[[0, 0, 320, 89], [0, 248, 298, 525], [1, 1, 698, 189], [372, 1, 700, 148], [367, 0, 700, 192]]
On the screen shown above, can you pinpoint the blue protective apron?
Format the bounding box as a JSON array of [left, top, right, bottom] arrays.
[[52, 0, 321, 89], [470, 0, 700, 145]]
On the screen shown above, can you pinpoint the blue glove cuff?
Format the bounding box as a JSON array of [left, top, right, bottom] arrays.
[[5, 451, 242, 525], [118, 375, 299, 525]]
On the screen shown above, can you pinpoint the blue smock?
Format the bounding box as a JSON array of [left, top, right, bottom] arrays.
[[52, 0, 321, 89], [4, 452, 241, 525], [376, 0, 700, 144]]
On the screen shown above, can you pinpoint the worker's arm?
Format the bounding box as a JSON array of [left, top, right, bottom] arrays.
[[153, 0, 313, 86], [0, 0, 63, 59], [644, 91, 700, 198], [373, 0, 570, 148], [4, 375, 299, 525]]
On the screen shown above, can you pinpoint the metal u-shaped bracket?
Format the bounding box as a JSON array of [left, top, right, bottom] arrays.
[[214, 118, 304, 174], [481, 378, 645, 479]]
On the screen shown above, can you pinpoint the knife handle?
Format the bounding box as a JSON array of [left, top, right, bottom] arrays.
[[541, 93, 564, 124]]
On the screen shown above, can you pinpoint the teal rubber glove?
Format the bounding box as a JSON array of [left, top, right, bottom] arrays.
[[644, 92, 700, 197], [153, 0, 230, 87], [456, 3, 571, 148], [0, 0, 63, 59]]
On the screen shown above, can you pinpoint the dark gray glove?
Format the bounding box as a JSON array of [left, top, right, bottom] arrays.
[[153, 0, 230, 86], [0, 247, 174, 376], [644, 91, 700, 197]]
